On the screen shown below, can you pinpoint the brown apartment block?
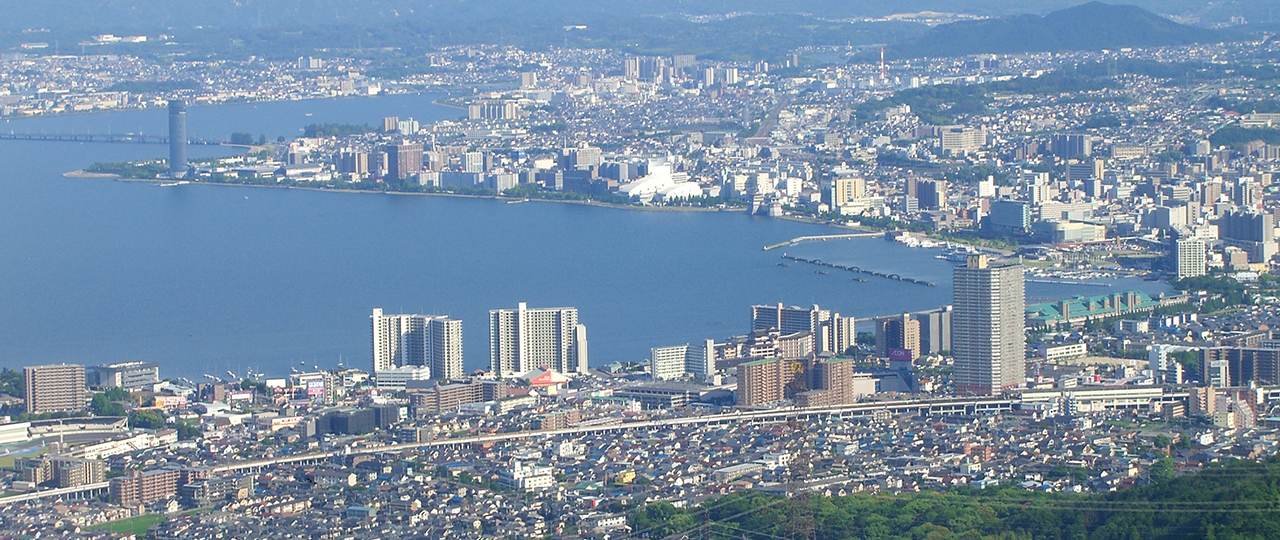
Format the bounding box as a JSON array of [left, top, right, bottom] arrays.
[[110, 468, 181, 505]]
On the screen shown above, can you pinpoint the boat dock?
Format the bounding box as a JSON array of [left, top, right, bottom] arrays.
[[763, 232, 881, 251], [782, 255, 936, 287]]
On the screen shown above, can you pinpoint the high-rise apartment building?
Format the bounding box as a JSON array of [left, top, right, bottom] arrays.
[[1051, 133, 1092, 159], [490, 303, 588, 377], [387, 143, 423, 181], [914, 179, 947, 210], [371, 309, 463, 381], [750, 303, 853, 355], [23, 364, 87, 414], [953, 255, 1026, 396], [1219, 208, 1276, 262], [940, 127, 985, 155], [1174, 239, 1207, 279], [829, 175, 865, 206], [737, 357, 796, 407], [751, 303, 827, 335], [914, 307, 953, 355], [649, 340, 714, 381], [875, 314, 921, 361], [168, 99, 187, 177]]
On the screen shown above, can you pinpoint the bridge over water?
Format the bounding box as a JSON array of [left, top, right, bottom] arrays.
[[0, 131, 225, 145]]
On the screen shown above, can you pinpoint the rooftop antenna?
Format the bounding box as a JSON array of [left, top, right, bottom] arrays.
[[880, 47, 886, 80]]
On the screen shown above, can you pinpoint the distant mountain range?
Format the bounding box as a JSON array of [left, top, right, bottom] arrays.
[[888, 2, 1226, 59]]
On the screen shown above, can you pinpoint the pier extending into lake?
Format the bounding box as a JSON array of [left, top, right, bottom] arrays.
[[783, 255, 937, 287], [0, 131, 224, 145], [763, 231, 882, 251]]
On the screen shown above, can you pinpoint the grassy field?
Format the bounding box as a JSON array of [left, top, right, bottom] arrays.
[[84, 514, 167, 537], [0, 446, 47, 470]]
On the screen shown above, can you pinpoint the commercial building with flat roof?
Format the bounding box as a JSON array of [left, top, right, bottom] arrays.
[[87, 361, 159, 391]]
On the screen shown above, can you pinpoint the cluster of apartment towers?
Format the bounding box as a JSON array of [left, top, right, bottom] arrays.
[[728, 254, 1025, 406], [370, 303, 587, 384], [372, 255, 1023, 403]]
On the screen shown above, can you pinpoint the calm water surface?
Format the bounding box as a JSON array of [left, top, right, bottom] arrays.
[[0, 94, 1169, 379]]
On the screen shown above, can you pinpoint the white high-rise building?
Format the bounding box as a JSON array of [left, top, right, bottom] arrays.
[[649, 339, 714, 381], [371, 308, 464, 381], [1175, 239, 1207, 279], [953, 255, 1025, 396], [490, 302, 587, 377]]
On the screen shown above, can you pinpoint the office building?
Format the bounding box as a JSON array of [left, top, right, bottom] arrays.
[[371, 309, 463, 381], [387, 143, 423, 181], [23, 364, 87, 414], [86, 361, 159, 391], [987, 200, 1031, 234], [953, 255, 1026, 396], [875, 314, 921, 361], [490, 303, 588, 377], [1174, 239, 1207, 279], [168, 99, 187, 177]]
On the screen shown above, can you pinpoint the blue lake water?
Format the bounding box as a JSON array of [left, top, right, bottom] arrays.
[[0, 94, 1169, 380]]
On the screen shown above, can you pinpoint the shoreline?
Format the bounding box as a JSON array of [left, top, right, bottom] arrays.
[[64, 170, 1016, 250], [2, 89, 453, 123], [73, 172, 741, 214]]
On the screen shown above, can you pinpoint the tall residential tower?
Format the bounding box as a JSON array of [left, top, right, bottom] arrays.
[[490, 302, 587, 377], [24, 364, 87, 414], [168, 99, 187, 177], [371, 309, 463, 381], [953, 255, 1026, 396]]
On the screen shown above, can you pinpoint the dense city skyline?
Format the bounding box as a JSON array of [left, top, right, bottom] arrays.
[[7, 1, 1280, 538]]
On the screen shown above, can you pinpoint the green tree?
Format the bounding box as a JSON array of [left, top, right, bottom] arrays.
[[90, 393, 126, 416], [129, 410, 167, 430], [1149, 455, 1176, 483]]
